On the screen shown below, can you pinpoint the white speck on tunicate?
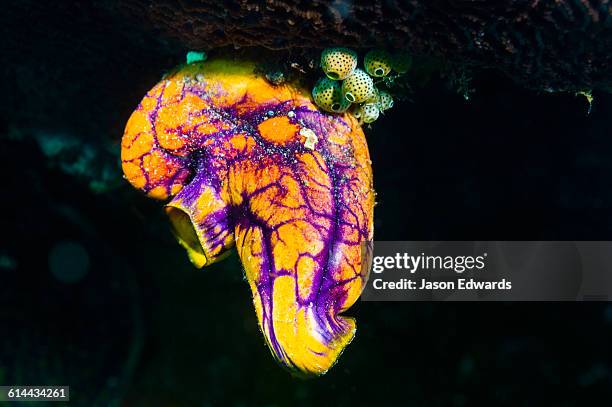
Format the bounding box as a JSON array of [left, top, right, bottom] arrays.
[[300, 127, 318, 150]]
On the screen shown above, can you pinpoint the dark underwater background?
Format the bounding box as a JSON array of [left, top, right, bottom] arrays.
[[2, 2, 612, 406]]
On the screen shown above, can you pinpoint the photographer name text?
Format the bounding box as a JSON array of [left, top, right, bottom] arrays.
[[370, 252, 512, 291]]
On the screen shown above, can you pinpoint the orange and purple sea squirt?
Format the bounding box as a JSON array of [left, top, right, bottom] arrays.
[[121, 58, 374, 375]]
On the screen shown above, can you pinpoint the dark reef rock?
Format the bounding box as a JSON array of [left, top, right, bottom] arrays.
[[2, 0, 611, 138], [114, 0, 612, 91]]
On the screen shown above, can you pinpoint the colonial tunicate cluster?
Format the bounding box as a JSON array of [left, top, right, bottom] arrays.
[[312, 48, 409, 124]]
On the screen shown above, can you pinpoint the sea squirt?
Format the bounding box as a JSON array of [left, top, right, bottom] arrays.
[[121, 58, 374, 375]]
